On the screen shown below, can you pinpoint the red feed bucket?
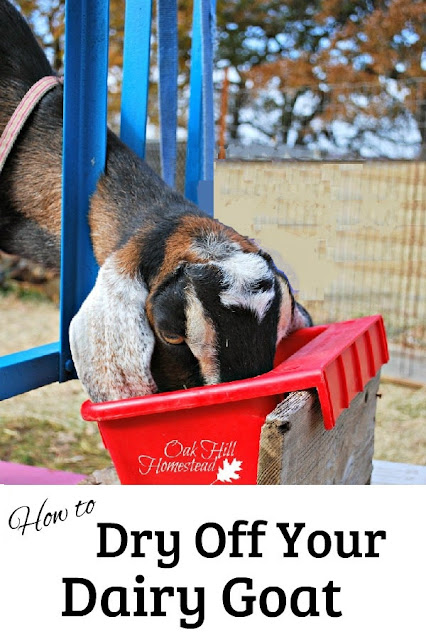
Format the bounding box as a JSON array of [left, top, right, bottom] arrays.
[[81, 315, 389, 485]]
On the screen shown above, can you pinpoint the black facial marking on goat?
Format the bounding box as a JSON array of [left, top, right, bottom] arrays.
[[189, 263, 280, 383], [251, 278, 274, 293]]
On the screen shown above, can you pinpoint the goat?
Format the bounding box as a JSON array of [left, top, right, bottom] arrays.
[[0, 0, 312, 402]]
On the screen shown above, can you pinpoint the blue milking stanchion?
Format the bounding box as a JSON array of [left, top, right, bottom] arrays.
[[157, 0, 178, 187], [0, 0, 216, 400], [121, 0, 153, 158], [186, 0, 216, 215], [59, 0, 109, 382]]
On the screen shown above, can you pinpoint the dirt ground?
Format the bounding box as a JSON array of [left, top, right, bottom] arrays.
[[0, 291, 425, 475]]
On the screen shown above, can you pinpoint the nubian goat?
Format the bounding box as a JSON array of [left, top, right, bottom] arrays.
[[0, 0, 312, 402]]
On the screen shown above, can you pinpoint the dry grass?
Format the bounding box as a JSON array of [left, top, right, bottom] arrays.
[[374, 381, 426, 466], [0, 379, 112, 474], [0, 291, 111, 474], [0, 290, 424, 475], [0, 288, 59, 354]]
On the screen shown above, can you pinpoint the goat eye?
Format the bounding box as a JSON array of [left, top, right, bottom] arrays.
[[161, 333, 185, 345]]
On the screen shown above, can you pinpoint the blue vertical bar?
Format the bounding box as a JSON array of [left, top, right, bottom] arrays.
[[120, 0, 153, 159], [157, 0, 178, 187], [185, 0, 215, 214], [185, 0, 203, 204], [200, 0, 215, 183], [59, 0, 109, 381]]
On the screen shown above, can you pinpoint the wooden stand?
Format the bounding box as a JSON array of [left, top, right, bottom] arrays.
[[258, 373, 380, 485]]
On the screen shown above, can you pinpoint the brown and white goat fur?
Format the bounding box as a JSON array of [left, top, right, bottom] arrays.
[[0, 0, 312, 402]]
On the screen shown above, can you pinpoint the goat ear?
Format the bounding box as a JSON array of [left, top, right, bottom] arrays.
[[291, 301, 313, 330], [69, 255, 157, 402], [276, 272, 312, 344]]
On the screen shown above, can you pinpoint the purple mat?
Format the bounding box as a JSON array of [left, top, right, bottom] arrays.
[[0, 461, 86, 485]]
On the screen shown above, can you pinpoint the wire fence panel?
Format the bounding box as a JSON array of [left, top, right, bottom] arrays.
[[215, 160, 426, 381]]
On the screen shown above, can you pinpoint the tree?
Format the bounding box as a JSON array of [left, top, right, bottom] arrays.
[[14, 1, 425, 156], [216, 1, 322, 140], [216, 0, 425, 157]]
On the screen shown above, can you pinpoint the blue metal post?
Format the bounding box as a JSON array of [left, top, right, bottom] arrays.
[[185, 0, 215, 215], [185, 0, 203, 204], [0, 344, 60, 401], [200, 0, 215, 185], [157, 0, 178, 187], [59, 0, 110, 381], [121, 0, 153, 158]]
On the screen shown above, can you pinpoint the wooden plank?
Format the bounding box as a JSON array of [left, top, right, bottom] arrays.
[[371, 460, 426, 485], [258, 373, 381, 484]]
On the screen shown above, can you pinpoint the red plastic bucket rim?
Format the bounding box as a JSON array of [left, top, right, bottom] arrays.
[[81, 315, 389, 431]]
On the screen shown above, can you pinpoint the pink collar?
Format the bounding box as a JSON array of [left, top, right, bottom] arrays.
[[0, 76, 62, 174]]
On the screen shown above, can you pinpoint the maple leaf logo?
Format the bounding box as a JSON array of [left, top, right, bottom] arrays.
[[211, 458, 243, 484]]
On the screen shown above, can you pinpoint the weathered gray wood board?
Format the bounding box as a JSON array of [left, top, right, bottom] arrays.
[[257, 373, 381, 485], [371, 460, 426, 485]]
